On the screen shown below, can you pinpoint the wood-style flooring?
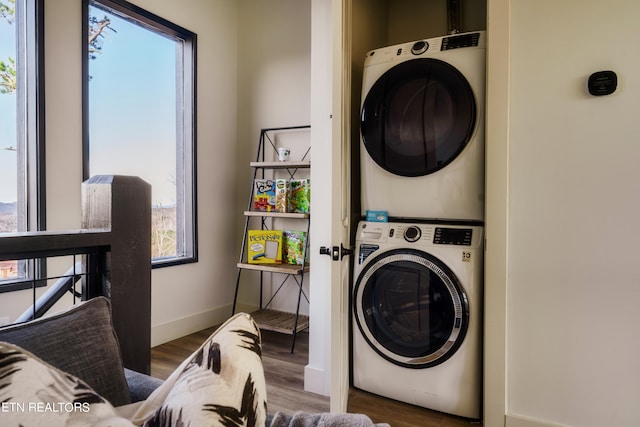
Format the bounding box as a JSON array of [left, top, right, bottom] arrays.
[[151, 327, 481, 427]]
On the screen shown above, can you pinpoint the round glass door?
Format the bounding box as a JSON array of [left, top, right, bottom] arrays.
[[353, 249, 469, 368], [361, 58, 476, 177]]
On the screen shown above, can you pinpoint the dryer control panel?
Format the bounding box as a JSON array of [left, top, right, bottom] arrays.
[[441, 32, 481, 51]]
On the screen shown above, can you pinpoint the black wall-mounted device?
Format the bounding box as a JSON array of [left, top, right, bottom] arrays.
[[588, 71, 617, 96]]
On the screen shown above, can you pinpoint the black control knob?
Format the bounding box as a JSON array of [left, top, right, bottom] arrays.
[[404, 226, 421, 242], [411, 41, 428, 55]]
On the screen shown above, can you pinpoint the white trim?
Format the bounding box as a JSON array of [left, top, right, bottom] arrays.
[[303, 364, 326, 395], [484, 0, 510, 425], [328, 0, 351, 414], [506, 413, 570, 427], [150, 303, 245, 347]]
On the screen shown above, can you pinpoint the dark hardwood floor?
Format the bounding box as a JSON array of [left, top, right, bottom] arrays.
[[151, 327, 481, 427]]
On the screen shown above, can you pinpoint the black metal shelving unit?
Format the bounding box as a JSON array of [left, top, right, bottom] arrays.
[[232, 125, 311, 353]]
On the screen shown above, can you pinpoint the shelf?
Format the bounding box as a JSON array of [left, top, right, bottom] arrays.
[[250, 161, 310, 169], [250, 308, 309, 335], [234, 126, 311, 353], [237, 262, 309, 274], [244, 210, 309, 219]]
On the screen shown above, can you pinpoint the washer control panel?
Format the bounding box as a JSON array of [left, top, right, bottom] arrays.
[[433, 227, 473, 246], [356, 221, 477, 248], [403, 226, 422, 242]]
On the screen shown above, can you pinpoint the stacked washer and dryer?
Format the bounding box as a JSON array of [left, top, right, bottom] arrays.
[[352, 31, 486, 419]]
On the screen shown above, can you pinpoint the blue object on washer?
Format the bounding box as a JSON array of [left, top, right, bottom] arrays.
[[366, 210, 388, 222]]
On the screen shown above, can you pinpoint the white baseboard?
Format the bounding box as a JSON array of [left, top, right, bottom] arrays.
[[233, 303, 260, 315], [506, 413, 568, 427], [151, 303, 260, 347], [304, 364, 328, 396]]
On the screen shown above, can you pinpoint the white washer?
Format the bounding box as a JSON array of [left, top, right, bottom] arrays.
[[360, 31, 486, 221], [352, 221, 483, 419]]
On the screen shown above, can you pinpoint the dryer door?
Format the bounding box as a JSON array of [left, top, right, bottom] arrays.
[[353, 248, 469, 368], [361, 58, 476, 177]]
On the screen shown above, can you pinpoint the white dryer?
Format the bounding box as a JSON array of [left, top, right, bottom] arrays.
[[360, 31, 486, 221], [352, 221, 483, 419]]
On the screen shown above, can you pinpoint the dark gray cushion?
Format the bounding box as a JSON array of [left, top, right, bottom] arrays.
[[0, 296, 131, 406], [125, 367, 163, 402]]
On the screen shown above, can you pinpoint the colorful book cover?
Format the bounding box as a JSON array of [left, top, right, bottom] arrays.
[[247, 230, 283, 264], [283, 229, 307, 265], [289, 179, 310, 213], [253, 179, 276, 212]]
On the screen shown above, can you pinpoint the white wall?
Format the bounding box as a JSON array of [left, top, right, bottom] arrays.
[[387, 0, 486, 46], [487, 0, 640, 425], [0, 0, 240, 346], [1, 0, 315, 345], [235, 0, 312, 315], [136, 0, 240, 346]]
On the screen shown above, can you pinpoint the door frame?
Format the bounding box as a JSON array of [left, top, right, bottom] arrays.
[[328, 0, 352, 412], [306, 0, 351, 412]]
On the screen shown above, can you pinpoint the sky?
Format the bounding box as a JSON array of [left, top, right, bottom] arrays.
[[89, 4, 178, 206], [0, 4, 179, 205], [0, 12, 17, 203]]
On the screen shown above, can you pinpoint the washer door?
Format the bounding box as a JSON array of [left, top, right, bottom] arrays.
[[353, 248, 469, 368], [361, 58, 476, 177]]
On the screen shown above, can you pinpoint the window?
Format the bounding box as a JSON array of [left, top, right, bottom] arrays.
[[83, 0, 197, 266], [0, 0, 45, 290]]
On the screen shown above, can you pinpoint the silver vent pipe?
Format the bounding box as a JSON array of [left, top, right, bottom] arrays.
[[447, 0, 463, 34]]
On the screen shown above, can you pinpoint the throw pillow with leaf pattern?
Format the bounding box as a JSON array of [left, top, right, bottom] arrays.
[[131, 312, 267, 426], [0, 312, 267, 427]]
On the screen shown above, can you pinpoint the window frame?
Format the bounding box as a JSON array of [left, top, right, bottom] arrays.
[[81, 0, 198, 268], [0, 0, 46, 293]]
